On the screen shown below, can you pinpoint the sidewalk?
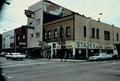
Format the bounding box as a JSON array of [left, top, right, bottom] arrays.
[[27, 58, 87, 62], [44, 58, 87, 62]]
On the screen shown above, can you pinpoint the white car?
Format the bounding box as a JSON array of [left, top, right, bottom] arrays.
[[0, 52, 7, 57], [5, 53, 26, 60], [88, 53, 112, 61]]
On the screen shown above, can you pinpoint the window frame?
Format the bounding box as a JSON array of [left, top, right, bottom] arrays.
[[66, 26, 71, 37], [104, 31, 110, 41], [92, 28, 95, 38], [83, 26, 86, 37], [54, 29, 58, 39], [96, 29, 99, 39]]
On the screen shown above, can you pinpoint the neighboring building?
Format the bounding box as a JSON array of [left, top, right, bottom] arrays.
[[2, 30, 15, 52], [0, 34, 2, 52], [1, 26, 28, 53], [26, 1, 43, 48], [15, 25, 27, 53], [25, 0, 44, 58]]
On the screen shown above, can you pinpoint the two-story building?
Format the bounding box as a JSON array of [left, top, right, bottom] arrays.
[[15, 25, 27, 53], [43, 1, 120, 59], [44, 12, 120, 59], [2, 30, 15, 52], [2, 25, 28, 54]]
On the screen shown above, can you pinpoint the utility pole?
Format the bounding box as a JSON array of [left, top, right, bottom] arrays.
[[59, 26, 64, 60], [14, 31, 16, 52]]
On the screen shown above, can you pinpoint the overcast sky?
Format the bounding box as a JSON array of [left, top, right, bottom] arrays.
[[0, 0, 120, 34]]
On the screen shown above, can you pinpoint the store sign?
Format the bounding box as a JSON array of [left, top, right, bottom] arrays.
[[65, 41, 104, 49], [19, 42, 26, 45], [75, 41, 96, 49]]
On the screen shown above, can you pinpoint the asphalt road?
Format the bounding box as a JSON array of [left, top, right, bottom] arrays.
[[1, 59, 120, 81]]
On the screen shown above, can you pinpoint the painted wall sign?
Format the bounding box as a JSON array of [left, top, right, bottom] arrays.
[[44, 2, 63, 16]]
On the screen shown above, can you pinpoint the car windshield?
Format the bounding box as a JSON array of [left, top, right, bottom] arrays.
[[94, 53, 100, 56], [12, 53, 21, 55]]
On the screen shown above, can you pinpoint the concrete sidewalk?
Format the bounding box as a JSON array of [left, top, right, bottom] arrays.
[[26, 58, 87, 62], [43, 58, 87, 62]]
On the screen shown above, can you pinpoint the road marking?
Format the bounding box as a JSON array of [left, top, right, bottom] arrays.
[[1, 73, 13, 79], [7, 76, 13, 79], [111, 62, 120, 64], [80, 61, 97, 64], [112, 62, 117, 64], [1, 73, 6, 75], [2, 62, 53, 68]]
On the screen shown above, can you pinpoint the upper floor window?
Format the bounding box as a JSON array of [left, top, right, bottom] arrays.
[[44, 32, 47, 40], [83, 26, 86, 37], [96, 29, 99, 39], [30, 34, 33, 38], [36, 19, 40, 25], [23, 35, 25, 39], [28, 22, 33, 26], [36, 32, 40, 38], [18, 36, 20, 40], [66, 26, 71, 37], [54, 29, 58, 39], [116, 33, 119, 41], [92, 28, 95, 38], [104, 31, 110, 40], [59, 26, 64, 38], [48, 31, 51, 39]]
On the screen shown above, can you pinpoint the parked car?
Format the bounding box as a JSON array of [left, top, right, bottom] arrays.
[[5, 53, 26, 60], [88, 53, 112, 61], [0, 52, 7, 57], [112, 50, 120, 59]]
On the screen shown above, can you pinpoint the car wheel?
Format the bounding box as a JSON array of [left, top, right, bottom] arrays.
[[6, 57, 9, 60], [98, 58, 102, 61], [20, 58, 23, 60]]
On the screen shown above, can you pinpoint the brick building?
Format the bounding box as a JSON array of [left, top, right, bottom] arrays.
[[25, 0, 120, 59], [15, 25, 27, 53]]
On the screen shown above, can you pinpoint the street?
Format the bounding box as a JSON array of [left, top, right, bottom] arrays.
[[1, 58, 120, 81]]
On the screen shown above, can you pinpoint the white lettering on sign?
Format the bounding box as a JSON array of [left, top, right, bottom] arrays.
[[75, 41, 96, 49], [19, 42, 26, 45]]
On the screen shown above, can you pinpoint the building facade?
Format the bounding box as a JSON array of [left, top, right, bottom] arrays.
[[1, 26, 28, 53], [25, 0, 74, 58], [43, 13, 120, 59], [15, 26, 27, 53], [26, 1, 43, 48], [2, 30, 15, 52], [20, 0, 120, 59], [0, 34, 2, 52]]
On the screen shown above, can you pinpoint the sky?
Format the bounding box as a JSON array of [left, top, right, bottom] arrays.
[[0, 0, 120, 34]]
